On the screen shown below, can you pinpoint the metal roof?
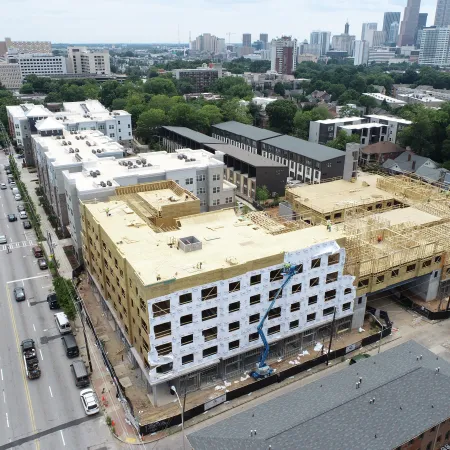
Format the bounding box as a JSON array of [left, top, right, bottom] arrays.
[[162, 126, 224, 144], [204, 143, 285, 168], [188, 340, 450, 450], [212, 121, 282, 141], [263, 135, 345, 162]]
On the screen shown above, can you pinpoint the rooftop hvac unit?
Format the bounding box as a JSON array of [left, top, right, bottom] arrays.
[[75, 136, 79, 140], [95, 170, 100, 175], [133, 165, 138, 169], [127, 161, 133, 166], [107, 180, 112, 186], [62, 141, 67, 145], [96, 149, 101, 153], [90, 171, 95, 176], [86, 142, 91, 146], [92, 149, 96, 154], [100, 181, 106, 187], [69, 148, 74, 153], [67, 141, 72, 145], [75, 148, 79, 152], [56, 136, 60, 139], [136, 160, 142, 165], [141, 158, 146, 164], [70, 131, 73, 135], [92, 172, 97, 178], [142, 163, 146, 167]]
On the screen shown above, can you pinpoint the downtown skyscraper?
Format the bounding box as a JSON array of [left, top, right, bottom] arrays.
[[398, 0, 421, 46], [435, 0, 450, 27], [383, 12, 401, 42]]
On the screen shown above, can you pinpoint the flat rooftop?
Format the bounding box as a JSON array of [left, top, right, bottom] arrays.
[[365, 114, 412, 124], [287, 173, 395, 213], [363, 93, 406, 104], [138, 189, 196, 211], [33, 129, 124, 167], [359, 206, 441, 227], [65, 148, 225, 193], [212, 121, 282, 141], [341, 123, 383, 130], [315, 117, 362, 124], [162, 126, 225, 144], [84, 203, 343, 287]]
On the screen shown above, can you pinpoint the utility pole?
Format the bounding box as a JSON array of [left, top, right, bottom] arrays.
[[326, 307, 337, 366]]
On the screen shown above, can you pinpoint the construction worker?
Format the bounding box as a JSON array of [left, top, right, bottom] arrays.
[[326, 220, 332, 232], [283, 262, 292, 273], [6, 245, 11, 254]]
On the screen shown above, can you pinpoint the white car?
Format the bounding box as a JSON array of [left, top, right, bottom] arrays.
[[19, 211, 27, 220], [14, 194, 21, 201], [80, 389, 99, 415], [0, 235, 6, 244], [0, 183, 6, 190], [9, 182, 16, 188]]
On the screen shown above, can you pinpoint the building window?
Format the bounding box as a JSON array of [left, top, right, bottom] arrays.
[[249, 313, 260, 324], [290, 319, 299, 329], [344, 288, 352, 295], [250, 294, 260, 305], [269, 288, 282, 301], [358, 278, 369, 288], [213, 199, 220, 206], [181, 334, 193, 346], [202, 307, 217, 321], [197, 187, 206, 195], [180, 314, 193, 326], [307, 313, 316, 322], [270, 268, 283, 282], [229, 301, 240, 313], [250, 274, 261, 285], [229, 340, 239, 350], [268, 307, 281, 320], [291, 302, 300, 312], [229, 281, 241, 293], [310, 277, 319, 287], [325, 289, 336, 301], [406, 264, 416, 273], [291, 283, 301, 294], [179, 293, 192, 305], [326, 272, 338, 283], [249, 332, 259, 342], [201, 286, 217, 301], [212, 174, 220, 181], [268, 325, 280, 335], [213, 187, 220, 193], [197, 174, 206, 181], [185, 178, 193, 185], [182, 354, 194, 365], [328, 253, 340, 265], [308, 295, 318, 305], [342, 302, 351, 311], [202, 326, 217, 341], [229, 321, 240, 332]]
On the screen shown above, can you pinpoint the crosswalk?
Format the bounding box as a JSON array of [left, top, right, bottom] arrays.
[[0, 239, 34, 252]]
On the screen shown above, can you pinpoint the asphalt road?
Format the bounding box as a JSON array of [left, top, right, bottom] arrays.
[[0, 153, 117, 450]]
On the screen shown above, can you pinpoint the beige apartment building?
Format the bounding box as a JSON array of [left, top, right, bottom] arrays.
[[0, 62, 22, 89]]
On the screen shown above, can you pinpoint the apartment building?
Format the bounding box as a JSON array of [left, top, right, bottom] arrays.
[[211, 121, 282, 154], [173, 65, 222, 93], [33, 128, 125, 238], [270, 36, 298, 75], [189, 341, 450, 450], [362, 92, 406, 107], [64, 148, 235, 260], [4, 37, 52, 54], [161, 126, 225, 151], [6, 100, 132, 165], [7, 52, 67, 78], [308, 117, 364, 144], [0, 62, 22, 89], [67, 47, 111, 75], [81, 186, 359, 405]]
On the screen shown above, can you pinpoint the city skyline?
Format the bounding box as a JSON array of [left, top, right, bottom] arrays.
[[1, 0, 437, 44]]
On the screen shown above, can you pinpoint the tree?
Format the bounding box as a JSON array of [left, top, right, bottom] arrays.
[[255, 185, 270, 204], [20, 83, 34, 94], [144, 77, 177, 96], [221, 99, 253, 124], [175, 79, 194, 95], [274, 82, 286, 97], [197, 105, 223, 133], [358, 94, 378, 112], [111, 98, 127, 110], [136, 109, 167, 142], [212, 77, 253, 98], [168, 103, 198, 128], [265, 100, 298, 133], [327, 130, 360, 150], [82, 82, 100, 100], [148, 94, 183, 113], [338, 105, 361, 118], [293, 106, 331, 139], [44, 92, 63, 103]]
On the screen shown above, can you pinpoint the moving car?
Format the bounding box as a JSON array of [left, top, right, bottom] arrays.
[[0, 183, 6, 190], [14, 194, 22, 201], [0, 235, 7, 244], [14, 287, 26, 302], [23, 220, 32, 229], [7, 214, 17, 222], [38, 258, 48, 270], [19, 211, 27, 220], [80, 389, 99, 415]]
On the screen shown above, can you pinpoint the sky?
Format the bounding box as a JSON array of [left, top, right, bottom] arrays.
[[2, 0, 438, 44]]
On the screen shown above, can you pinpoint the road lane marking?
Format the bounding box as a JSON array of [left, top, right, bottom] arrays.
[[48, 386, 53, 398], [1, 369, 3, 381], [32, 324, 36, 331], [5, 413, 9, 428], [5, 286, 39, 450], [60, 431, 65, 446], [39, 350, 43, 361], [3, 390, 5, 403], [6, 275, 48, 284], [27, 300, 30, 308]]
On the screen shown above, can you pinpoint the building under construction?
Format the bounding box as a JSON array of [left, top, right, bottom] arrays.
[[80, 173, 450, 407]]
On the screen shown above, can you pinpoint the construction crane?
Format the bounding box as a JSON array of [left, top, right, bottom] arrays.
[[226, 32, 236, 45], [250, 263, 299, 380]]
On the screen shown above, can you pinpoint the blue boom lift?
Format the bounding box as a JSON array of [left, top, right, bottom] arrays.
[[250, 263, 298, 380]]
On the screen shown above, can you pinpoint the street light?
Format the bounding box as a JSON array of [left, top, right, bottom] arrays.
[[170, 385, 186, 450]]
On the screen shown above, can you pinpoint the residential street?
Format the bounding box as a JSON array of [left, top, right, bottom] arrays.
[[0, 152, 117, 450]]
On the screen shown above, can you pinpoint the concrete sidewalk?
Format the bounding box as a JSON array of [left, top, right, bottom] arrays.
[[17, 162, 143, 445]]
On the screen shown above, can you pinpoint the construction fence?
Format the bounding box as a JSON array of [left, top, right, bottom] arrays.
[[138, 311, 392, 436]]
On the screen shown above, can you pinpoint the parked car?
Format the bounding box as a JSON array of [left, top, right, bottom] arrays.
[[80, 389, 99, 415], [38, 258, 48, 270], [0, 235, 7, 244], [9, 182, 16, 188], [32, 246, 43, 258], [14, 194, 22, 201], [13, 287, 26, 302], [22, 220, 32, 229], [0, 183, 6, 190], [7, 214, 17, 222], [19, 211, 27, 220], [47, 293, 59, 309], [17, 204, 25, 212], [5, 169, 11, 176]]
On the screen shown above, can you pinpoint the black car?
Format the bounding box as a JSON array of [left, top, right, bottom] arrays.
[[47, 293, 59, 309], [38, 258, 48, 270], [14, 287, 26, 302], [23, 220, 32, 229], [5, 170, 11, 176], [4, 165, 10, 172], [7, 214, 17, 222]]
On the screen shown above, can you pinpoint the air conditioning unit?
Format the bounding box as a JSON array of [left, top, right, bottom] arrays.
[[107, 180, 112, 186], [96, 149, 101, 153], [69, 148, 74, 153], [100, 181, 106, 187], [92, 149, 96, 154], [136, 160, 142, 165], [75, 148, 79, 152], [67, 141, 72, 145], [96, 170, 100, 175], [75, 136, 79, 140], [86, 142, 91, 146]]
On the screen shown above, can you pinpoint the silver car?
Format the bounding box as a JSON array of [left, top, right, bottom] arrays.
[[0, 235, 7, 244]]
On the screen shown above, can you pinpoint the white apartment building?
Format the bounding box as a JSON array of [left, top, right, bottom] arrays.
[[309, 117, 364, 144], [63, 148, 235, 260], [33, 128, 125, 239], [368, 47, 397, 63], [67, 47, 111, 75], [7, 53, 67, 78], [270, 37, 297, 75], [361, 23, 378, 41], [419, 26, 450, 67], [0, 62, 22, 89], [353, 40, 369, 65], [362, 93, 406, 107], [6, 100, 132, 165], [364, 114, 412, 142]]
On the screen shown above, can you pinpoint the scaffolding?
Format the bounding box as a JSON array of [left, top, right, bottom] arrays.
[[246, 211, 310, 235]]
